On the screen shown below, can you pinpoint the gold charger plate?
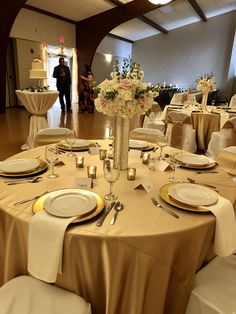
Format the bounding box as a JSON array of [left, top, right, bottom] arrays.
[[129, 143, 156, 152], [180, 161, 217, 170], [0, 159, 48, 178], [32, 189, 105, 223], [171, 156, 217, 169], [159, 183, 211, 212], [57, 141, 95, 152]]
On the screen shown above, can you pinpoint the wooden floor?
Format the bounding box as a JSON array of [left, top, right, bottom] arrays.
[[0, 101, 138, 160]]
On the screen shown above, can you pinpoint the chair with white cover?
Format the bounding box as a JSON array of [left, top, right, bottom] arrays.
[[0, 275, 92, 314], [129, 128, 164, 143], [206, 117, 236, 158], [215, 146, 236, 184], [142, 102, 166, 132], [34, 127, 74, 147], [229, 94, 236, 109], [165, 111, 197, 153], [185, 255, 236, 314]]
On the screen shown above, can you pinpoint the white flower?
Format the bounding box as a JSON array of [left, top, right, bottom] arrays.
[[95, 59, 159, 119], [196, 73, 216, 93]]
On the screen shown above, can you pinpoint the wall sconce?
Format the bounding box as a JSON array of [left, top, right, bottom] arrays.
[[148, 0, 171, 4], [104, 54, 113, 63]]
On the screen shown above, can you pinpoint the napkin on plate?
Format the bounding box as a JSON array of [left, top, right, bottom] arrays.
[[28, 211, 76, 283], [205, 195, 236, 257]]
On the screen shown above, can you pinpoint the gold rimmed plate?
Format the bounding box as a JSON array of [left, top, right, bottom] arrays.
[[159, 183, 212, 212], [57, 139, 95, 152], [171, 153, 217, 169], [32, 188, 105, 223], [0, 159, 48, 178]]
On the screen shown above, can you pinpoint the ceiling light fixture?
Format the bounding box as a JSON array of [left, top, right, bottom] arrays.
[[148, 0, 172, 5]]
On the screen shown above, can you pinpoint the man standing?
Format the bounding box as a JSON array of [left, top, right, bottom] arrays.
[[53, 57, 72, 113]]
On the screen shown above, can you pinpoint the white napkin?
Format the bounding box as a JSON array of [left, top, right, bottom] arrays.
[[205, 196, 236, 256], [28, 211, 75, 283]]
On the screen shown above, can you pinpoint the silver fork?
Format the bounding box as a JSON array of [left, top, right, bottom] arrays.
[[151, 197, 179, 219], [6, 176, 42, 185], [14, 191, 49, 206]]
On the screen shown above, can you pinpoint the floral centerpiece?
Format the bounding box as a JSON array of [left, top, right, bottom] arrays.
[[196, 73, 216, 111], [22, 85, 50, 93], [95, 59, 159, 118], [94, 59, 159, 170]]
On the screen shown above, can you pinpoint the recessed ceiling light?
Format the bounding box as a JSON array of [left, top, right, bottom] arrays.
[[148, 0, 172, 5]]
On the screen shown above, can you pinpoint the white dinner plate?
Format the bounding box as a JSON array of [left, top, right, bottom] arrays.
[[175, 153, 210, 166], [129, 140, 149, 149], [60, 139, 92, 148], [44, 189, 97, 218], [0, 158, 40, 174], [168, 183, 218, 206]]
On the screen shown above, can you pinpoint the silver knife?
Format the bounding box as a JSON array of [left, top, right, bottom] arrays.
[[96, 201, 116, 227], [151, 197, 179, 219]]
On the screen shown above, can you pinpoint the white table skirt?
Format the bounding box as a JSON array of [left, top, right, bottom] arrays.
[[15, 90, 59, 150]]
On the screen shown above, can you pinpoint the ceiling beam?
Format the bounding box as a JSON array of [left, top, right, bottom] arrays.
[[23, 4, 76, 24], [138, 15, 168, 34], [108, 33, 134, 44], [107, 0, 168, 34], [187, 0, 207, 22]]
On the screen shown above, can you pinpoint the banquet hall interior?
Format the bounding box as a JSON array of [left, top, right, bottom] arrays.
[[0, 1, 236, 314]]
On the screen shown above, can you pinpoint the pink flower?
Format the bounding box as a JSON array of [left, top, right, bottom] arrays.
[[120, 79, 135, 89]]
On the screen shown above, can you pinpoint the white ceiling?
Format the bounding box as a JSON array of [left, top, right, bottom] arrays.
[[26, 0, 236, 41]]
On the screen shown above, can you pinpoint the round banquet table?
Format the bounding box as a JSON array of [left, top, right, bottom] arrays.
[[0, 141, 235, 314], [162, 105, 230, 151], [15, 90, 59, 150]]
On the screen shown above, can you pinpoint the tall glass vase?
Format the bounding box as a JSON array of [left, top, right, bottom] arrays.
[[113, 116, 129, 170], [201, 92, 208, 111]]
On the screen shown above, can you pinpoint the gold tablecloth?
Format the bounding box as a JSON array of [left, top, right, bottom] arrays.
[[163, 106, 229, 151], [0, 142, 235, 314], [15, 90, 59, 150]]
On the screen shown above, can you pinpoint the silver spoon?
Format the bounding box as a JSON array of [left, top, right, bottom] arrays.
[[110, 202, 124, 225], [6, 176, 42, 185]]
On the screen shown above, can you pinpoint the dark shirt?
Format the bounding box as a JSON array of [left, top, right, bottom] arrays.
[[53, 65, 71, 89]]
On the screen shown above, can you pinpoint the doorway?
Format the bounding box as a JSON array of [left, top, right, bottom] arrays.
[[47, 55, 71, 91]]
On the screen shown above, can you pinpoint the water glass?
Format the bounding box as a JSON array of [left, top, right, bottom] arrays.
[[45, 146, 59, 179], [169, 150, 182, 182], [104, 160, 120, 201], [156, 135, 168, 160], [65, 130, 76, 157]]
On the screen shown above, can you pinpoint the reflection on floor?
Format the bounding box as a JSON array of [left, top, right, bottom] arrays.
[[0, 101, 139, 160]]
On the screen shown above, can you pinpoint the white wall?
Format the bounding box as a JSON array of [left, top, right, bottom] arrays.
[[92, 36, 132, 84], [10, 8, 76, 48], [132, 11, 236, 99]]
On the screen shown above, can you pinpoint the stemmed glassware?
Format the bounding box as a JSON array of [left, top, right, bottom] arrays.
[[45, 146, 59, 179], [65, 130, 76, 157], [156, 135, 168, 160], [169, 150, 183, 182], [104, 160, 120, 201]]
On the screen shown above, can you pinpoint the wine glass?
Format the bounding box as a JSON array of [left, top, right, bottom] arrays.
[[156, 135, 168, 160], [45, 146, 59, 179], [169, 150, 182, 182], [104, 160, 120, 201], [65, 130, 76, 157]]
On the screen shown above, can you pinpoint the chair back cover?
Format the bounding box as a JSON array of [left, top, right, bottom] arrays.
[[129, 128, 164, 143], [167, 111, 192, 148], [0, 275, 92, 314], [229, 94, 236, 109], [34, 127, 74, 147]]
